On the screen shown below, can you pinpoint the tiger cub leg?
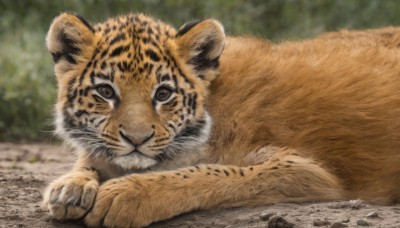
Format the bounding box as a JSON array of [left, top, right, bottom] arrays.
[[222, 146, 343, 207], [43, 151, 99, 220], [85, 147, 343, 227]]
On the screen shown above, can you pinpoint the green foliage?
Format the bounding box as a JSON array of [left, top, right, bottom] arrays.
[[1, 0, 400, 141]]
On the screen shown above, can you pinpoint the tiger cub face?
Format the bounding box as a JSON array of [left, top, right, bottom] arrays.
[[46, 13, 225, 169]]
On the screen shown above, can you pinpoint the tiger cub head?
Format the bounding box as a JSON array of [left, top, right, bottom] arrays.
[[46, 13, 225, 170]]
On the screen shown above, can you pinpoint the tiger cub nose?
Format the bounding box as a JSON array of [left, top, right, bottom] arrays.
[[120, 131, 154, 146]]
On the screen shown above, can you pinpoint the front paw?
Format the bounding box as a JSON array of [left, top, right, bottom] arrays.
[[85, 177, 150, 228], [43, 170, 99, 220]]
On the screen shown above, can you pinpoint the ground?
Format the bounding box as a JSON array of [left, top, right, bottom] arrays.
[[0, 143, 399, 228]]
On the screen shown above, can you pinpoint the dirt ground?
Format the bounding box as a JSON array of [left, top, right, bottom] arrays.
[[0, 143, 399, 228]]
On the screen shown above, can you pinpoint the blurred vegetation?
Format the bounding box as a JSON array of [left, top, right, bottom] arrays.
[[1, 0, 400, 142]]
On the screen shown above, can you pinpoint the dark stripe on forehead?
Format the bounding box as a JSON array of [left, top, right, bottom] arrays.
[[145, 49, 160, 62], [109, 44, 130, 58], [109, 33, 126, 46], [147, 63, 154, 75], [110, 46, 124, 57], [79, 48, 100, 85], [155, 66, 164, 82], [92, 72, 115, 83], [101, 48, 109, 58]]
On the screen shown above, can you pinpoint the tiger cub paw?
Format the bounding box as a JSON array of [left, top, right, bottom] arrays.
[[42, 170, 99, 220]]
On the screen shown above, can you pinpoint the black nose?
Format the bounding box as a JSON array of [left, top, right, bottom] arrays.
[[119, 131, 154, 146]]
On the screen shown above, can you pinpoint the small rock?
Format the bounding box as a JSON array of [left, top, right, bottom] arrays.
[[356, 219, 369, 226], [268, 215, 294, 228], [260, 212, 277, 221], [313, 218, 330, 226], [349, 199, 364, 209], [366, 211, 379, 218], [34, 208, 42, 213], [327, 202, 346, 209], [327, 199, 365, 209], [341, 218, 350, 223], [331, 222, 348, 228]]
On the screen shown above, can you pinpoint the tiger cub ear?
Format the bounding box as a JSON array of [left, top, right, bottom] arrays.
[[46, 13, 96, 75], [175, 19, 225, 82]]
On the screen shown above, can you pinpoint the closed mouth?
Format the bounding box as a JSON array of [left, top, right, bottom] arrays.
[[122, 149, 153, 159], [120, 149, 170, 163]]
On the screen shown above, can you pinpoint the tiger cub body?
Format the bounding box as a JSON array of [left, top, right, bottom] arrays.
[[43, 13, 400, 227]]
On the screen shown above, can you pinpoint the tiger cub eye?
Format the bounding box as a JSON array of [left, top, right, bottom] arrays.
[[97, 85, 115, 99], [155, 86, 173, 102]]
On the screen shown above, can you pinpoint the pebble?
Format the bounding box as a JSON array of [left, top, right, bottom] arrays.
[[268, 215, 294, 228], [341, 218, 350, 223], [260, 212, 277, 221], [330, 222, 348, 228], [356, 219, 369, 226], [327, 199, 365, 209], [366, 211, 379, 218], [327, 202, 346, 209], [349, 199, 364, 209], [313, 218, 330, 226], [34, 208, 45, 213]]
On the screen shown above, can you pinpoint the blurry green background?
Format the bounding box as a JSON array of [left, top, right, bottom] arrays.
[[1, 0, 400, 142]]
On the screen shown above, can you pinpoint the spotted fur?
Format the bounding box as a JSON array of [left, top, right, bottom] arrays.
[[46, 13, 222, 172], [43, 13, 400, 227]]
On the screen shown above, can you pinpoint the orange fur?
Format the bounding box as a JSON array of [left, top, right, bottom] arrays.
[[212, 35, 400, 203], [43, 13, 400, 227]]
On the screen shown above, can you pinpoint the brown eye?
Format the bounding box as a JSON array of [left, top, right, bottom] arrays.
[[96, 85, 115, 99], [155, 86, 173, 102]]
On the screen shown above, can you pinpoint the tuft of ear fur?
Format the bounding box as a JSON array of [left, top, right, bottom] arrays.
[[175, 19, 225, 81], [46, 13, 96, 75]]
